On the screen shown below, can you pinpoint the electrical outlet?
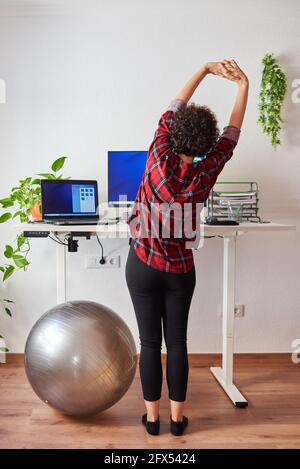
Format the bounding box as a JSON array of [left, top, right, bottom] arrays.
[[217, 304, 245, 317], [85, 255, 120, 269], [234, 304, 245, 317]]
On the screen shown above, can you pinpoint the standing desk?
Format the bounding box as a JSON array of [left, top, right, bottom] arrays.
[[17, 221, 295, 407]]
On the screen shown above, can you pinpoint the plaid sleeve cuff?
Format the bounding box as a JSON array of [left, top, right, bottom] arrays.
[[221, 125, 241, 144], [167, 99, 187, 112]]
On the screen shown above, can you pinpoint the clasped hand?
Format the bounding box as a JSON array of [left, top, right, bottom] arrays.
[[206, 60, 248, 86]]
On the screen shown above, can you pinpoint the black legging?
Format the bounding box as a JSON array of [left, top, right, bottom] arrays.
[[125, 244, 196, 402]]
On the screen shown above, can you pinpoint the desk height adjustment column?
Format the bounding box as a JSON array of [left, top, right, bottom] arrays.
[[210, 233, 248, 408]]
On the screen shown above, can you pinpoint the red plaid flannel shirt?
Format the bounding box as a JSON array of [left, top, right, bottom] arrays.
[[128, 99, 240, 273]]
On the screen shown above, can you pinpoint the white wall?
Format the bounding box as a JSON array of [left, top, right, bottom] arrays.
[[0, 0, 299, 353]]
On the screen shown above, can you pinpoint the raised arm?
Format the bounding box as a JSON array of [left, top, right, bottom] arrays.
[[200, 60, 249, 188], [225, 60, 249, 129], [175, 65, 209, 103]]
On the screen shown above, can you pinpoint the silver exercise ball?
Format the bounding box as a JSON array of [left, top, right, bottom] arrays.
[[24, 300, 137, 416]]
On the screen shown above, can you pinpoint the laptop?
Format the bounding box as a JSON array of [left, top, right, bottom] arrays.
[[40, 179, 100, 225]]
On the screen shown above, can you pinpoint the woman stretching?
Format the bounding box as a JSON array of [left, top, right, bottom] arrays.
[[126, 60, 249, 436]]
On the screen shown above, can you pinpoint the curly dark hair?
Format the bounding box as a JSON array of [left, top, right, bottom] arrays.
[[170, 103, 219, 157]]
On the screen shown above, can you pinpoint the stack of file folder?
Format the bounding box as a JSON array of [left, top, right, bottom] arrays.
[[207, 182, 261, 222]]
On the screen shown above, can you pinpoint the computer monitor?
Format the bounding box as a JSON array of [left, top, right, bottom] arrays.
[[108, 151, 148, 206], [41, 179, 99, 221]]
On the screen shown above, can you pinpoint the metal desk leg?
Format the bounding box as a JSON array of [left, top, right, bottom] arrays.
[[55, 240, 67, 304], [210, 234, 248, 407]]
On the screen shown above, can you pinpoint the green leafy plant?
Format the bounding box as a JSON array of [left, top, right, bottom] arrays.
[[0, 156, 68, 282], [257, 53, 287, 149], [0, 156, 70, 348]]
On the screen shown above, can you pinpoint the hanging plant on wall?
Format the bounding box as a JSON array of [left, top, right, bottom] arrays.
[[257, 53, 287, 149]]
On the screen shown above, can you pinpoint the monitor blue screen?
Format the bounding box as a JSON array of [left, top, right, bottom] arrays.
[[108, 151, 148, 205], [42, 181, 98, 217]]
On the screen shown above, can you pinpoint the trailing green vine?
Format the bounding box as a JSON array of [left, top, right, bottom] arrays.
[[0, 156, 70, 349], [257, 53, 287, 149], [0, 156, 69, 283]]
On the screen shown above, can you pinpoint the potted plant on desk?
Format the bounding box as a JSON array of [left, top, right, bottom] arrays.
[[0, 156, 70, 348]]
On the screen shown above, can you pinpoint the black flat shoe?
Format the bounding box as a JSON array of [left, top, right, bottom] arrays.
[[142, 413, 160, 435], [170, 415, 188, 436]]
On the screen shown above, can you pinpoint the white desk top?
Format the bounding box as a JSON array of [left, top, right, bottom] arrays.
[[16, 221, 296, 237]]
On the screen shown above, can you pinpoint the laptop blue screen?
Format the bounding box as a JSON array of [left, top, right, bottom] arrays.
[[108, 151, 148, 205], [42, 181, 98, 218]]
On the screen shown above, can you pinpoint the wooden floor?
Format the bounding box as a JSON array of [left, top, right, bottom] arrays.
[[0, 354, 299, 449]]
